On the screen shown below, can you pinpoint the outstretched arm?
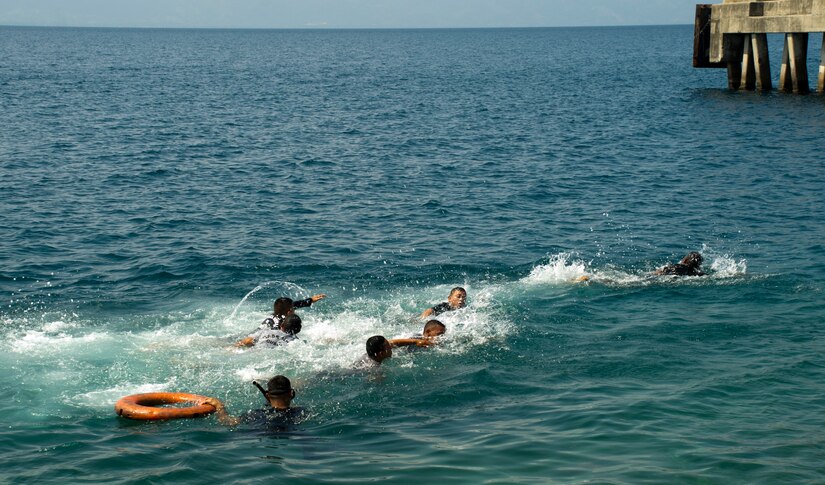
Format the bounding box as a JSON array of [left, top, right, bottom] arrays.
[[389, 337, 436, 348], [294, 294, 327, 308], [201, 397, 241, 426], [419, 307, 434, 319]]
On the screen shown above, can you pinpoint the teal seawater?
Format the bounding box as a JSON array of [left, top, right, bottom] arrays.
[[2, 25, 825, 483]]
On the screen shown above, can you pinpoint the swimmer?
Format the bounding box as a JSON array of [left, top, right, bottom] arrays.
[[420, 287, 466, 318], [202, 375, 306, 426], [653, 252, 705, 276], [236, 314, 302, 347], [261, 294, 326, 329], [353, 335, 393, 368], [389, 319, 446, 349]]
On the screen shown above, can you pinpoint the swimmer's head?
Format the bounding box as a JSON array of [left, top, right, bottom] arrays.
[[280, 314, 302, 335], [262, 375, 296, 409], [366, 335, 392, 362], [423, 319, 446, 337], [680, 252, 703, 269], [266, 375, 294, 396], [253, 375, 296, 406], [448, 287, 467, 309], [273, 297, 295, 317]]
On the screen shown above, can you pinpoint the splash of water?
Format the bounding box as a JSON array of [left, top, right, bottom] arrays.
[[702, 244, 748, 277], [225, 280, 310, 322], [522, 253, 589, 284]]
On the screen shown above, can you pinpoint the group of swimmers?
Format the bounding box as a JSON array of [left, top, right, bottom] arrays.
[[203, 287, 468, 425], [202, 252, 705, 425]]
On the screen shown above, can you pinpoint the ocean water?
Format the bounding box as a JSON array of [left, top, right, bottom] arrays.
[[1, 24, 825, 483]]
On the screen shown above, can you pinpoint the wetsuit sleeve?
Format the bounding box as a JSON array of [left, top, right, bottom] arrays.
[[429, 302, 452, 316], [293, 297, 313, 308]]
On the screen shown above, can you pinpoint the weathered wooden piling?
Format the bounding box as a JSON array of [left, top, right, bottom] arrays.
[[694, 0, 825, 93]]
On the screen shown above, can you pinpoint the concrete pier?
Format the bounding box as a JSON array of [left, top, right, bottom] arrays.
[[694, 0, 825, 93], [819, 35, 825, 90]]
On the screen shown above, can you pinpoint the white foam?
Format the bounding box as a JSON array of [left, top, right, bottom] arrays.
[[41, 319, 75, 333], [523, 253, 589, 284], [10, 327, 111, 354], [0, 285, 517, 417], [704, 246, 748, 278], [73, 380, 178, 409], [522, 249, 749, 288], [216, 282, 511, 383]]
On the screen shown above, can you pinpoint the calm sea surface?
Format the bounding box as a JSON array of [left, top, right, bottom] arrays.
[[2, 25, 825, 483]]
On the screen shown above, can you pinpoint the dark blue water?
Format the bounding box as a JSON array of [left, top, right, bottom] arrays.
[[2, 25, 825, 483]]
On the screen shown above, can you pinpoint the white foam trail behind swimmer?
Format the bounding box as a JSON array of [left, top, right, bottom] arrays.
[[227, 283, 506, 383], [0, 280, 512, 416], [523, 249, 748, 287]]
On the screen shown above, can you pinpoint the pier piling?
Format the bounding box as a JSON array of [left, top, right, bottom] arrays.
[[819, 35, 825, 91], [780, 33, 810, 93], [751, 34, 772, 90], [694, 0, 825, 93], [740, 34, 757, 89]]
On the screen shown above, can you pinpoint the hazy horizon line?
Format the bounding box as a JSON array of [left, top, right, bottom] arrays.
[[1, 22, 691, 31]]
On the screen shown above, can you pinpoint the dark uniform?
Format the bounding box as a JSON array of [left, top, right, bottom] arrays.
[[657, 263, 705, 276], [428, 302, 454, 317], [242, 407, 308, 432]]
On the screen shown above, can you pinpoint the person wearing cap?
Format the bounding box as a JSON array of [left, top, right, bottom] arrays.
[[574, 252, 706, 283], [201, 375, 305, 426], [242, 294, 325, 341], [419, 287, 466, 319], [653, 252, 705, 276], [353, 335, 393, 368], [261, 294, 326, 329], [235, 314, 302, 347], [389, 319, 446, 350]]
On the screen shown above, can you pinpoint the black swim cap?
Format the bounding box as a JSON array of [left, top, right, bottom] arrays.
[[266, 375, 292, 395], [366, 335, 389, 358], [281, 314, 302, 335], [273, 297, 294, 316]]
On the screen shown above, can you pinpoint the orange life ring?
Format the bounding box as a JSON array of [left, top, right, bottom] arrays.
[[115, 392, 216, 420]]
